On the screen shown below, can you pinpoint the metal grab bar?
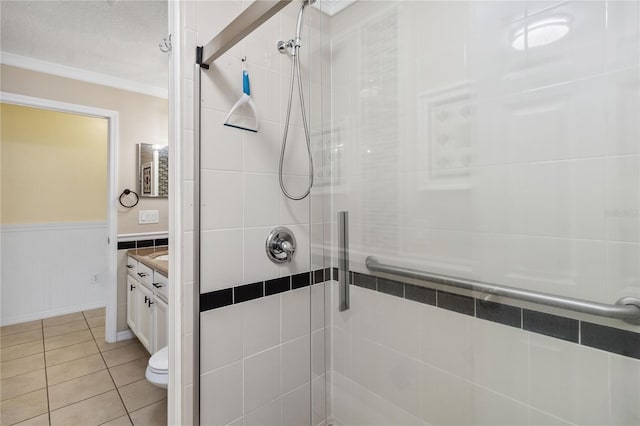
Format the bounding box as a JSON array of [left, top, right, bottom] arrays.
[[365, 257, 640, 323]]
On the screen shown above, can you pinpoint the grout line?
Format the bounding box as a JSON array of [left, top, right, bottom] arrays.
[[40, 319, 52, 426], [90, 313, 135, 425]]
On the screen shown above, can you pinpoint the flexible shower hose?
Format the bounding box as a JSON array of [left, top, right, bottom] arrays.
[[279, 48, 314, 201]]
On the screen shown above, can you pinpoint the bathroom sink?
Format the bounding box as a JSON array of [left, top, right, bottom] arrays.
[[152, 254, 169, 261]]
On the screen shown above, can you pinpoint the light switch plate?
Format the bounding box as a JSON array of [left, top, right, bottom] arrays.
[[139, 210, 159, 224]]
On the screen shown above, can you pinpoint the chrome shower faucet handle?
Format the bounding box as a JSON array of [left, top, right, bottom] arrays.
[[266, 227, 297, 263]]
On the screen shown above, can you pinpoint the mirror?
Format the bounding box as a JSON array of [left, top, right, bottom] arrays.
[[138, 143, 169, 197]]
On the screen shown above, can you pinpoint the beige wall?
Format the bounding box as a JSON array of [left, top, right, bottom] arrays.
[[1, 103, 108, 224], [0, 64, 168, 234]]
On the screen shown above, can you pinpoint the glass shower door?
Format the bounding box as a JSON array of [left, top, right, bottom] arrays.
[[322, 1, 640, 425]]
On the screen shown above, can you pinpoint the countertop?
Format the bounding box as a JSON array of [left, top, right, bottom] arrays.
[[127, 247, 168, 276]]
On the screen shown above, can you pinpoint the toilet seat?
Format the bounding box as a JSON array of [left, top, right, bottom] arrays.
[[146, 346, 168, 388]]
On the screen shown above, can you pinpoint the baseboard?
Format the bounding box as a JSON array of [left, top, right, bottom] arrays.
[[116, 329, 135, 342], [0, 302, 106, 326]]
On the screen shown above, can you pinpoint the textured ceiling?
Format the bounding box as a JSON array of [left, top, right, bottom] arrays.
[[0, 0, 168, 90]]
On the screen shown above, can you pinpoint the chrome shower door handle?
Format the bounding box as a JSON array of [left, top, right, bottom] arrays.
[[338, 211, 350, 311]]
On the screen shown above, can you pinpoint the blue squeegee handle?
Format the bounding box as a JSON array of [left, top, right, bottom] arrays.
[[243, 70, 251, 96]]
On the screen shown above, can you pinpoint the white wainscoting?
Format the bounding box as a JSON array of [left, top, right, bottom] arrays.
[[1, 222, 108, 326]]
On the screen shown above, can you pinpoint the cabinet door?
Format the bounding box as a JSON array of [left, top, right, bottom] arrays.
[[153, 296, 168, 353], [126, 276, 138, 333], [136, 283, 154, 353]]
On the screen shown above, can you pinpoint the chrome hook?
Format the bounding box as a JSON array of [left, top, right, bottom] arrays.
[[159, 34, 172, 53]]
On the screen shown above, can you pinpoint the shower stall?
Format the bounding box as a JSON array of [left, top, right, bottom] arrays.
[[187, 1, 640, 425]]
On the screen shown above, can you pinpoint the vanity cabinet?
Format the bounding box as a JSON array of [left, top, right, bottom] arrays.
[[136, 283, 154, 350], [152, 296, 168, 353], [126, 255, 168, 354], [126, 275, 138, 333]]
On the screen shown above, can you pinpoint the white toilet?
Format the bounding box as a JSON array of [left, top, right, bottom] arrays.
[[146, 346, 168, 388]]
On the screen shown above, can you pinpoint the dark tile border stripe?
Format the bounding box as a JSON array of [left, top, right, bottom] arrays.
[[200, 269, 324, 314], [265, 277, 290, 296], [234, 282, 264, 303], [523, 309, 579, 343], [581, 321, 640, 359], [199, 268, 640, 361], [117, 237, 169, 250], [476, 299, 521, 328]]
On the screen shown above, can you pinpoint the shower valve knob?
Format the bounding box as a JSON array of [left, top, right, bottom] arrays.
[[266, 227, 297, 263]]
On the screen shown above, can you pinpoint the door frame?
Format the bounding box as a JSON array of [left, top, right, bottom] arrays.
[[0, 91, 119, 342]]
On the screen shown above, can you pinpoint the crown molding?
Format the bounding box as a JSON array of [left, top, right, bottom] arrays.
[[0, 51, 168, 99]]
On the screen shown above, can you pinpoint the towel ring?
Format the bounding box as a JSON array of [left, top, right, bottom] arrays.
[[119, 189, 139, 208]]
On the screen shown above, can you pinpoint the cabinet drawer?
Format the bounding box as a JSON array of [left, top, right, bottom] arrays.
[[126, 256, 137, 276], [136, 262, 154, 287], [153, 271, 168, 302]]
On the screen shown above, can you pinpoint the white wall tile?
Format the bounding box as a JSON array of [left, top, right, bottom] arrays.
[[182, 281, 194, 335], [380, 293, 421, 359], [196, 0, 244, 52], [529, 333, 610, 425], [470, 319, 529, 402], [420, 363, 471, 426], [610, 353, 640, 426], [528, 408, 574, 426], [243, 295, 280, 357], [245, 64, 281, 124], [380, 347, 421, 419], [244, 397, 282, 426], [511, 160, 606, 240], [605, 68, 640, 155], [351, 337, 382, 395], [200, 361, 243, 426], [282, 335, 311, 394], [182, 180, 194, 232], [281, 287, 311, 343], [350, 285, 381, 343], [201, 53, 244, 114], [420, 304, 473, 379], [606, 155, 640, 242], [244, 346, 282, 413], [201, 108, 243, 171], [243, 121, 283, 174], [183, 332, 193, 387], [200, 305, 243, 373], [201, 229, 243, 292], [311, 283, 326, 332], [183, 29, 197, 81], [243, 10, 281, 72], [523, 2, 606, 90], [283, 384, 311, 426], [243, 173, 280, 227], [183, 384, 193, 426], [468, 385, 528, 426], [280, 175, 312, 225], [311, 329, 326, 379], [311, 375, 327, 426], [201, 170, 243, 230], [607, 242, 640, 300]]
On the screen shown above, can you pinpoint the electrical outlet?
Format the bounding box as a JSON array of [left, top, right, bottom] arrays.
[[139, 210, 160, 224]]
